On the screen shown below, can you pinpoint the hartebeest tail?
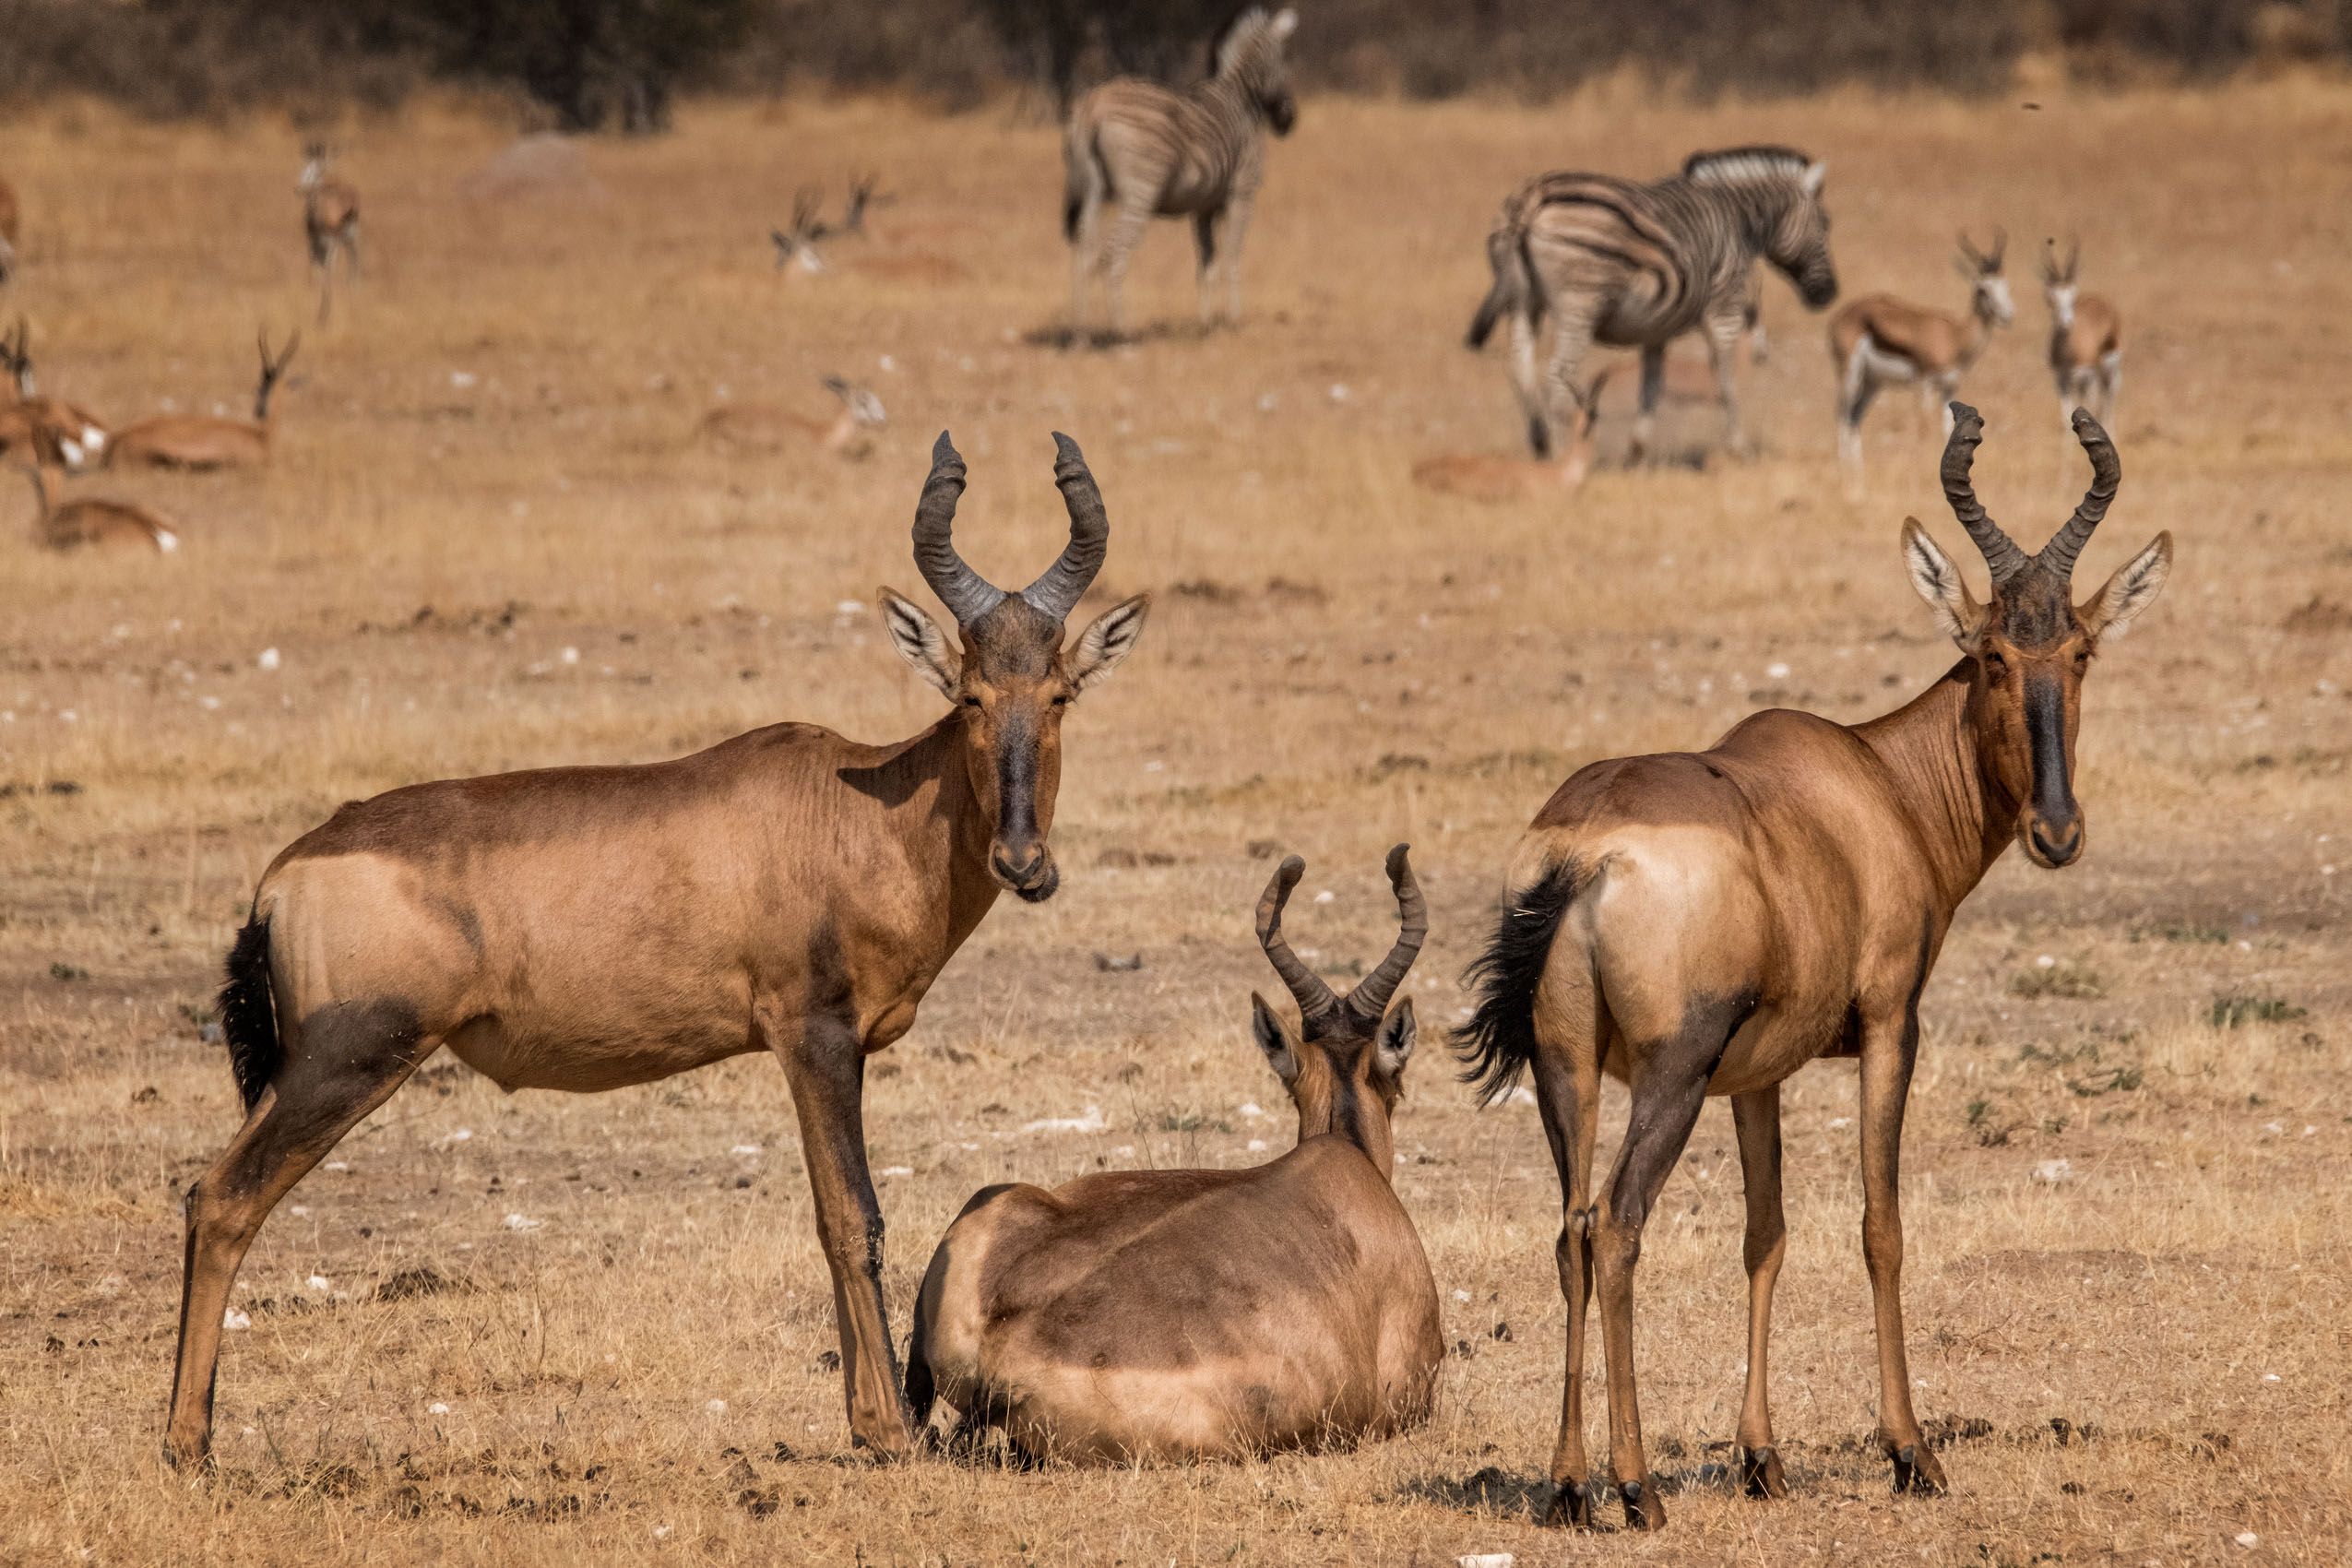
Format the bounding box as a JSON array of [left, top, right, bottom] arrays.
[[1454, 404, 2171, 1533], [908, 848, 1443, 1463], [164, 432, 1149, 1470]]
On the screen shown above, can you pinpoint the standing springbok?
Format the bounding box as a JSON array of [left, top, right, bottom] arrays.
[[106, 331, 298, 471], [1467, 147, 1837, 460], [1453, 405, 2171, 1532], [1063, 7, 1299, 339], [163, 434, 1151, 1469], [1831, 232, 2013, 486], [0, 172, 18, 283], [908, 848, 1443, 1462], [697, 375, 885, 457], [16, 460, 181, 552], [2, 316, 110, 469], [300, 143, 361, 325], [2040, 237, 2121, 433]]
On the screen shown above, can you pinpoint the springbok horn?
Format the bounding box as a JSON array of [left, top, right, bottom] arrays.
[[1345, 844, 1427, 1023], [1020, 431, 1109, 621], [2037, 410, 2121, 585], [1256, 854, 1340, 1028], [1941, 402, 2029, 585], [911, 431, 1004, 625], [1987, 226, 2007, 268]]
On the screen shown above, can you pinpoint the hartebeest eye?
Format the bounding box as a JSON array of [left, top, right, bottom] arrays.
[[1050, 693, 1071, 707], [1983, 651, 2008, 679], [961, 695, 982, 709], [2073, 649, 2092, 673]]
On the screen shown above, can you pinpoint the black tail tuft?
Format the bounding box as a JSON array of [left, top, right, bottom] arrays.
[[219, 917, 280, 1111], [1063, 193, 1082, 244], [1465, 288, 1506, 350], [1452, 859, 1586, 1105]]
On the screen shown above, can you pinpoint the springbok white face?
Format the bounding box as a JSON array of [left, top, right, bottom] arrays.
[[2045, 279, 2078, 329], [1978, 272, 2015, 327], [847, 387, 885, 428]]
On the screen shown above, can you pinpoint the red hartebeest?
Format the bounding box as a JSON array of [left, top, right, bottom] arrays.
[[107, 330, 298, 471], [163, 433, 1151, 1468], [908, 848, 1443, 1462], [1453, 404, 2171, 1531]]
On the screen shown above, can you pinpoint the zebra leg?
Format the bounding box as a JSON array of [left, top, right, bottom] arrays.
[[1193, 211, 1221, 328], [1706, 311, 1749, 457], [1537, 310, 1599, 465], [1631, 345, 1665, 465], [1218, 195, 1255, 326], [1068, 187, 1103, 336], [1508, 311, 1549, 457], [1100, 196, 1155, 341]]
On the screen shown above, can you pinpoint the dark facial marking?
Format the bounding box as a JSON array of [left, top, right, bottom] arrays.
[[2023, 671, 2078, 833]]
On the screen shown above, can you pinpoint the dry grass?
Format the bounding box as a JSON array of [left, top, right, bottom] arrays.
[[2, 80, 2349, 1565]]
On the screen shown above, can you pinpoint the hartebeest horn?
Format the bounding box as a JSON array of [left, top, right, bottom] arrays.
[[1344, 843, 1426, 1023], [2037, 409, 2121, 585], [1257, 854, 1339, 1028], [1941, 403, 2029, 586], [911, 431, 1004, 625], [1020, 432, 1109, 621]]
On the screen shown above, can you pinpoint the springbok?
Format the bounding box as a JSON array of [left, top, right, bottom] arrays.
[[300, 143, 361, 325], [1453, 405, 2171, 1532], [768, 186, 967, 287], [1413, 373, 1607, 503], [697, 376, 885, 457], [770, 189, 833, 276], [908, 848, 1443, 1462], [1831, 231, 2013, 485], [0, 172, 18, 283], [16, 460, 181, 552], [2, 316, 110, 469], [2040, 238, 2121, 432], [163, 433, 1151, 1468], [106, 331, 298, 471]]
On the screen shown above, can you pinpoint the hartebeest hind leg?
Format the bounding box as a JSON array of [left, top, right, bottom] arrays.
[[164, 1004, 434, 1466], [766, 1006, 914, 1457], [1531, 1031, 1603, 1525], [1731, 1085, 1789, 1498], [1859, 997, 1947, 1495]]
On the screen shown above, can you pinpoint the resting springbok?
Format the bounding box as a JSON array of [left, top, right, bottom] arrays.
[[2, 317, 110, 469], [1414, 373, 1607, 503], [300, 143, 361, 325], [1453, 405, 2171, 1532], [698, 376, 885, 457], [1831, 232, 2013, 486], [164, 433, 1151, 1468], [107, 331, 298, 471], [16, 460, 181, 552], [2040, 238, 2121, 432], [908, 848, 1443, 1463]]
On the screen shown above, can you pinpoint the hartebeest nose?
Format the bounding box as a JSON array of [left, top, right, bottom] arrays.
[[2028, 817, 2084, 867], [991, 842, 1058, 901]]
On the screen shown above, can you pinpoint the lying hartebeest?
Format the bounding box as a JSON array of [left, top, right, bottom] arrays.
[[16, 459, 181, 552], [164, 433, 1151, 1468], [2040, 237, 2121, 433], [908, 848, 1443, 1462], [1454, 404, 2170, 1531], [300, 143, 361, 325], [107, 331, 298, 471], [2, 316, 109, 469]]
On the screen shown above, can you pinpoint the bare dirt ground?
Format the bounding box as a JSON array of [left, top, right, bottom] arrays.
[[1, 80, 2347, 1566]]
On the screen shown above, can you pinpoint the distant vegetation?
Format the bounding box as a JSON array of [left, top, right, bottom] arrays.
[[0, 0, 2345, 122]]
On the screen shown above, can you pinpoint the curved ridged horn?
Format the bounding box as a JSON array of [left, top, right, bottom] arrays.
[[1019, 431, 1108, 621], [1344, 843, 1427, 1023], [1256, 854, 1339, 1027], [911, 431, 1004, 625], [1941, 403, 2029, 585], [2037, 409, 2120, 585]]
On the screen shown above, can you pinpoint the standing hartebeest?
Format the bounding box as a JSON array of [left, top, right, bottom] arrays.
[[1831, 232, 2014, 487], [2039, 237, 2121, 434], [106, 330, 298, 471], [1453, 404, 2171, 1532], [907, 848, 1443, 1462], [300, 143, 361, 325], [163, 433, 1151, 1468]]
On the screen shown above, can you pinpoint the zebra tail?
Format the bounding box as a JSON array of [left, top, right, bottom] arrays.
[[1464, 222, 1536, 350], [1061, 118, 1099, 244]]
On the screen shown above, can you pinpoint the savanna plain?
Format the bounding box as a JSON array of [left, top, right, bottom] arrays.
[[1, 79, 2347, 1568]]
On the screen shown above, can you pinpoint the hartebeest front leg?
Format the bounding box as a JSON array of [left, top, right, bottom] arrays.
[[1731, 1085, 1789, 1498], [1858, 999, 1947, 1495], [1531, 1042, 1602, 1526], [767, 1006, 913, 1458]]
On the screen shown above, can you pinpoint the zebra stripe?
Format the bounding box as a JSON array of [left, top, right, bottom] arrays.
[[1468, 146, 1838, 459], [1063, 7, 1299, 339]]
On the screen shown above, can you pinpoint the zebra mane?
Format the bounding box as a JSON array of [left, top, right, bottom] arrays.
[[1212, 6, 1293, 78], [1682, 146, 1814, 185]]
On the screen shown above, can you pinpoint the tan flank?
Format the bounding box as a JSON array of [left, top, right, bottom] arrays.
[[1830, 230, 2015, 487], [1455, 407, 2171, 1532], [107, 330, 298, 471], [909, 848, 1443, 1463], [17, 460, 181, 552], [160, 433, 1151, 1470], [1413, 368, 1609, 502]]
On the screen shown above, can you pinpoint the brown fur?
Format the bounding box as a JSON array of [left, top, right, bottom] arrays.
[[1, 317, 111, 469], [17, 462, 180, 552], [908, 849, 1442, 1462], [1455, 407, 2172, 1531], [108, 330, 297, 471]]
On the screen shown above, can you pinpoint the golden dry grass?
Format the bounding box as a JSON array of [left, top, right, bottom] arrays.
[[2, 78, 2349, 1566]]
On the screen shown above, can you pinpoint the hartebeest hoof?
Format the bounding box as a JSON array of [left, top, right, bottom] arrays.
[[1740, 1444, 1788, 1498], [1543, 1479, 1594, 1528], [1890, 1441, 1949, 1495], [1619, 1476, 1665, 1531]]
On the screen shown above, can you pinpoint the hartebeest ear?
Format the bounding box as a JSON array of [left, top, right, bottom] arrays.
[[879, 587, 959, 697], [1249, 992, 1301, 1087], [1269, 7, 1300, 41], [2078, 531, 2173, 643], [1066, 593, 1151, 692], [1372, 996, 1417, 1082], [1900, 517, 1987, 647]]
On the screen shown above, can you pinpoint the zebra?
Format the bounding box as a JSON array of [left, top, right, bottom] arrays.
[[1467, 146, 1838, 460], [1062, 7, 1299, 340]]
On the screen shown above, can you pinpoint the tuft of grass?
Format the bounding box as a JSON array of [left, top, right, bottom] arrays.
[[2209, 994, 2308, 1029], [2011, 962, 2105, 1000]]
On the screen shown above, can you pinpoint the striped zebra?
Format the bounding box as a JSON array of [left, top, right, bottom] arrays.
[[1063, 7, 1299, 339], [1467, 147, 1838, 460]]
